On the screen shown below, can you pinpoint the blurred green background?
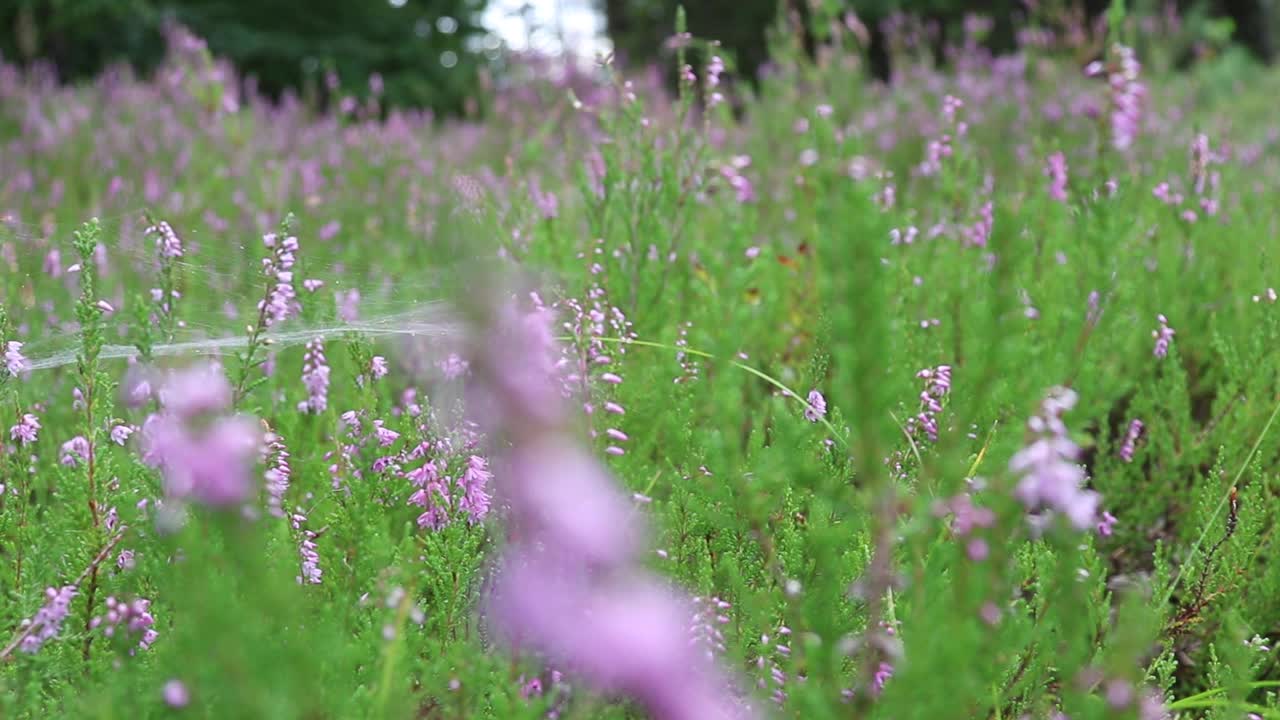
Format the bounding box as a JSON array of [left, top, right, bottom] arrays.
[[0, 0, 1275, 114]]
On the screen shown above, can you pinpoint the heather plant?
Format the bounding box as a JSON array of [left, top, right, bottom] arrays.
[[5, 7, 1280, 720]]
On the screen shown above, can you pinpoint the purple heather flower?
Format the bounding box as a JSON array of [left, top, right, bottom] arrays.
[[297, 339, 330, 414], [458, 455, 493, 524], [488, 551, 752, 720], [5, 341, 30, 377], [292, 509, 322, 585], [60, 436, 91, 467], [1045, 151, 1069, 201], [804, 390, 827, 422], [259, 231, 300, 327], [110, 424, 135, 446], [501, 437, 640, 567], [1010, 387, 1100, 531], [155, 364, 232, 419], [263, 431, 291, 519], [319, 220, 341, 241], [372, 421, 399, 447], [19, 585, 78, 653], [408, 459, 451, 530], [1108, 44, 1145, 151], [336, 289, 360, 322], [474, 299, 566, 431], [44, 249, 62, 277], [475, 296, 752, 720], [1086, 290, 1103, 325], [529, 178, 559, 220], [117, 549, 136, 570], [370, 356, 389, 380], [909, 366, 952, 442], [91, 596, 157, 651], [965, 201, 994, 247], [438, 353, 469, 380], [720, 159, 756, 203], [10, 413, 40, 445], [142, 364, 262, 507], [1152, 314, 1175, 358], [935, 493, 995, 535], [145, 220, 184, 258], [162, 680, 190, 708], [872, 662, 894, 696], [967, 538, 989, 561], [1097, 511, 1118, 537], [1119, 419, 1143, 462]]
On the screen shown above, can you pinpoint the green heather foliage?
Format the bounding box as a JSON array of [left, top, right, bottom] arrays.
[[3, 8, 1280, 720]]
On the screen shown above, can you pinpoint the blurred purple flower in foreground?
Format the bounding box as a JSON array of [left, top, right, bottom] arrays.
[[140, 364, 262, 507], [1010, 387, 1100, 531], [163, 679, 190, 708], [475, 294, 754, 720]]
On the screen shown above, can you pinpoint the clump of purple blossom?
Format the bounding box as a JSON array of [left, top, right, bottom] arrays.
[[18, 585, 78, 654], [297, 339, 330, 414], [292, 507, 322, 585], [804, 390, 827, 422], [91, 596, 158, 652], [1045, 151, 1068, 201], [5, 340, 29, 377], [476, 295, 754, 720], [263, 430, 291, 518], [259, 231, 300, 327], [1152, 314, 1175, 358], [908, 365, 952, 442], [1105, 44, 1145, 151], [145, 220, 184, 259], [10, 412, 40, 445], [457, 454, 493, 524], [1119, 419, 1143, 463], [139, 363, 262, 507], [1010, 387, 1100, 531]]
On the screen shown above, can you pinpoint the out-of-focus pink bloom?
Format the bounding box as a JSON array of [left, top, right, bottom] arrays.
[[4, 341, 30, 377], [1108, 44, 1145, 151], [370, 356, 389, 380], [163, 680, 190, 708], [501, 437, 639, 567], [141, 364, 262, 507], [1045, 152, 1069, 201], [530, 178, 559, 220], [804, 390, 827, 422], [1010, 387, 1100, 531], [297, 339, 330, 414], [488, 551, 751, 720]]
